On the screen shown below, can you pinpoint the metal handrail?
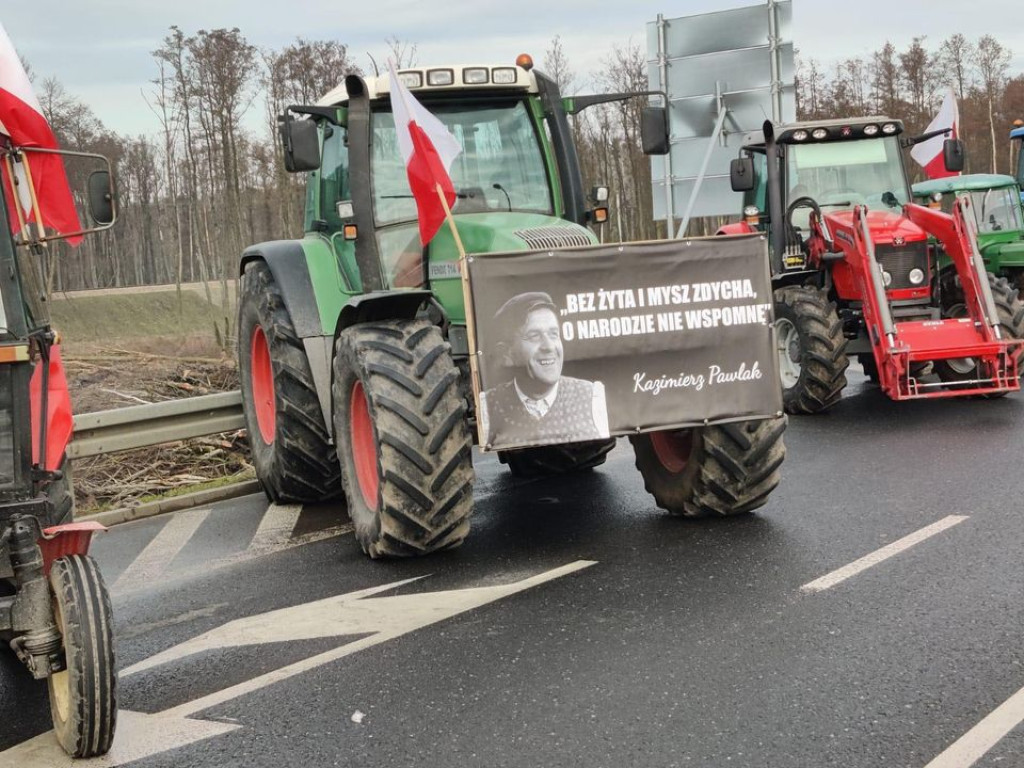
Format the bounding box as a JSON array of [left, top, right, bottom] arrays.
[[69, 390, 244, 459]]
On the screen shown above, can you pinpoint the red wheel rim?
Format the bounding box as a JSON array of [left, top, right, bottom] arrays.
[[350, 381, 379, 508], [650, 430, 692, 474], [250, 326, 276, 444]]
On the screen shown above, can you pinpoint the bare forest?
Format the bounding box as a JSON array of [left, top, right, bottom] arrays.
[[31, 30, 1024, 299]]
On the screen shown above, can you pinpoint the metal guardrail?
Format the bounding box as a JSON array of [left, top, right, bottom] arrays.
[[69, 390, 245, 459]]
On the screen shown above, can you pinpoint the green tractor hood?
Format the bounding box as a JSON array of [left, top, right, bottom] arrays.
[[981, 237, 1024, 269]]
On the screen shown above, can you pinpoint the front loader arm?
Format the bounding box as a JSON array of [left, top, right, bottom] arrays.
[[904, 199, 1002, 343]]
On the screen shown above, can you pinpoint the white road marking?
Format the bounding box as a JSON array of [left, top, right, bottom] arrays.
[[112, 507, 211, 592], [1, 560, 597, 766], [246, 502, 303, 554], [800, 515, 968, 593], [924, 684, 1024, 768]]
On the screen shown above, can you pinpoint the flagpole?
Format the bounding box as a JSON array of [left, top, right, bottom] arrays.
[[16, 150, 46, 242], [435, 182, 485, 447], [2, 152, 30, 242]]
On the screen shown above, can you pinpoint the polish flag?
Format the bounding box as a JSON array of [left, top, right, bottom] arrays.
[[911, 87, 960, 180], [0, 22, 82, 245], [388, 60, 462, 246]]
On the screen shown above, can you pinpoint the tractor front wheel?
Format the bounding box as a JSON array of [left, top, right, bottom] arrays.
[[773, 285, 849, 414], [630, 416, 786, 517], [238, 261, 341, 502], [47, 555, 116, 758], [936, 272, 1024, 395], [333, 319, 474, 558], [498, 438, 617, 479]]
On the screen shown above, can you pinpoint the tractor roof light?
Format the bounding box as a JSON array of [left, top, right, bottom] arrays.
[[463, 68, 489, 85], [792, 129, 809, 142], [516, 53, 534, 71], [427, 69, 454, 87], [863, 124, 879, 136], [492, 67, 517, 84], [590, 185, 609, 203], [929, 192, 943, 209], [812, 127, 829, 140], [882, 122, 898, 134], [744, 205, 760, 225], [397, 72, 423, 89]]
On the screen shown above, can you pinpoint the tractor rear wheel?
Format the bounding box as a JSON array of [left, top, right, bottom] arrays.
[[773, 285, 848, 414], [333, 319, 474, 558], [630, 416, 786, 517], [238, 261, 342, 503], [936, 272, 1024, 395], [498, 438, 616, 478]]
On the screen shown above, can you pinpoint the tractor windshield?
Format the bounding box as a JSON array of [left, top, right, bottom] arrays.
[[371, 100, 552, 225], [963, 186, 1023, 234], [786, 136, 909, 214]]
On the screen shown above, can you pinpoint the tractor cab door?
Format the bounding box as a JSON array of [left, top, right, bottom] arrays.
[[312, 122, 363, 290]]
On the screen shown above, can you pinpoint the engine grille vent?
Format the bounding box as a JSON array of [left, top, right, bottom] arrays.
[[514, 226, 593, 250], [877, 243, 928, 290]]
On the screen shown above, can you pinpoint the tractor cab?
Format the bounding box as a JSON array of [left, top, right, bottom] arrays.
[[275, 58, 668, 324]]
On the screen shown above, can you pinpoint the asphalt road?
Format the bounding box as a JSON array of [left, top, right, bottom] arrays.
[[2, 367, 1023, 767]]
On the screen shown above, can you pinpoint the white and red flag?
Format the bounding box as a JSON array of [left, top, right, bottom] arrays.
[[388, 60, 462, 246], [0, 22, 81, 244], [911, 87, 960, 180]]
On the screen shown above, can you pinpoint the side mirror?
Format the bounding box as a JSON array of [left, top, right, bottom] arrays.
[[87, 170, 115, 226], [943, 138, 966, 173], [278, 114, 321, 173], [641, 106, 670, 156], [730, 157, 755, 192]]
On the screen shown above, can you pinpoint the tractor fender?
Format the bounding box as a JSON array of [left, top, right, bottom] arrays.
[[30, 345, 74, 471], [336, 290, 434, 333], [717, 222, 756, 236], [240, 241, 323, 339]]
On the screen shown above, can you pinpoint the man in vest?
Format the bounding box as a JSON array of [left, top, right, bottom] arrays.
[[480, 291, 609, 450]]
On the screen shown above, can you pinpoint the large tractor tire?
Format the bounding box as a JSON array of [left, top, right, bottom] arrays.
[[773, 285, 849, 414], [498, 438, 617, 479], [46, 455, 75, 526], [47, 555, 116, 758], [936, 272, 1024, 395], [333, 319, 474, 558], [238, 260, 342, 503], [630, 416, 786, 517]]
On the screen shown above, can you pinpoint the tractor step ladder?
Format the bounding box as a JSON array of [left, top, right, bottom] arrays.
[[854, 203, 1021, 400]]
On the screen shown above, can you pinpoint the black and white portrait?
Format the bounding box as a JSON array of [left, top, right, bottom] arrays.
[[479, 291, 610, 449]]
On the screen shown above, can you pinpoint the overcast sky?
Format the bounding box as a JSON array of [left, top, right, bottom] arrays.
[[3, 1, 1023, 138]]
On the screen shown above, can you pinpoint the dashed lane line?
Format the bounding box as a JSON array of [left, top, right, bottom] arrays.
[[924, 683, 1024, 767], [246, 503, 303, 554], [800, 515, 969, 594], [112, 507, 212, 592]]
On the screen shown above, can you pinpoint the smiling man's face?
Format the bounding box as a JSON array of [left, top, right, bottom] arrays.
[[510, 307, 563, 392]]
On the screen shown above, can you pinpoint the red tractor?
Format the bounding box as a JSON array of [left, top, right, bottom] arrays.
[[723, 117, 1024, 413], [0, 141, 118, 756]]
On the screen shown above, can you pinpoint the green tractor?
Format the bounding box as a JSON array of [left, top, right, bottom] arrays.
[[238, 56, 787, 559], [912, 173, 1024, 295]]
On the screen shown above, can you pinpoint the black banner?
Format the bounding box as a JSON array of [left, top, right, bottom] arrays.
[[466, 235, 782, 451]]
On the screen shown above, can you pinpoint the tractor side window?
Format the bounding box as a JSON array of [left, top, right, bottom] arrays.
[[320, 125, 350, 231], [744, 152, 768, 218], [971, 187, 1023, 234]]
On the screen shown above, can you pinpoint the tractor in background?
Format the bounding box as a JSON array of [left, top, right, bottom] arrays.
[[0, 144, 118, 756], [913, 173, 1024, 298], [1011, 122, 1024, 202], [722, 117, 1024, 413], [238, 56, 787, 559]]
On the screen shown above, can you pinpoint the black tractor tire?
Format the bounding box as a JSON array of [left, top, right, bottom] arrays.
[[47, 555, 116, 758], [45, 455, 75, 526], [773, 285, 849, 414], [333, 319, 474, 558], [238, 260, 342, 503], [630, 416, 787, 517], [936, 272, 1024, 395], [498, 438, 617, 479]]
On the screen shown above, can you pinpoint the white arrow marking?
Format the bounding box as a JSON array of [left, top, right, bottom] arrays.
[[1, 560, 596, 767]]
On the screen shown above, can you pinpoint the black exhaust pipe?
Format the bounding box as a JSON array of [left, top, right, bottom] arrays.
[[763, 120, 786, 276]]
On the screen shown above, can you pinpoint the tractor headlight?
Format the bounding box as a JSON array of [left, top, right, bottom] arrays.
[[792, 129, 809, 142], [812, 127, 829, 140], [427, 69, 454, 87], [863, 124, 879, 136], [883, 270, 893, 287], [909, 268, 925, 285], [463, 68, 489, 85], [882, 122, 898, 134]]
